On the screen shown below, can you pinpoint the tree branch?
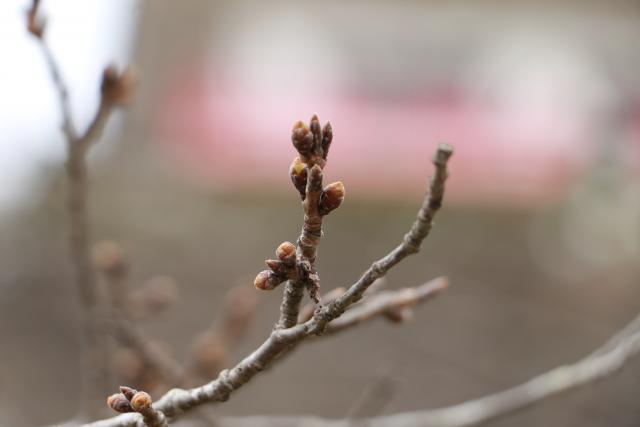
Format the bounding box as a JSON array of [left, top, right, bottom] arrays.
[[85, 312, 640, 427], [79, 141, 452, 427]]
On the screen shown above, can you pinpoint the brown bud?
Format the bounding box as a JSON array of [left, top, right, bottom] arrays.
[[130, 391, 152, 412], [289, 157, 308, 199], [108, 393, 134, 413], [321, 121, 333, 159], [26, 3, 45, 39], [253, 270, 286, 291], [101, 65, 135, 106], [318, 181, 345, 215], [291, 121, 314, 156], [276, 241, 296, 263], [309, 114, 322, 146], [265, 259, 290, 276], [92, 240, 126, 275], [119, 386, 137, 400]]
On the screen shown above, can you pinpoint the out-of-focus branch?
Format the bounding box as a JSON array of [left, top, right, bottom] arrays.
[[27, 1, 133, 416], [80, 141, 452, 427], [85, 312, 640, 427]]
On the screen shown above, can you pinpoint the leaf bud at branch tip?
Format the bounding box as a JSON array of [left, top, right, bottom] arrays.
[[318, 181, 345, 215]]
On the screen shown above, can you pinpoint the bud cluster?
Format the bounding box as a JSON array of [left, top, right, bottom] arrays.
[[254, 241, 296, 291], [107, 386, 153, 414], [289, 115, 345, 216]]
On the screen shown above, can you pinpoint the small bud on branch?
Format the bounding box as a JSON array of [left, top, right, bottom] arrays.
[[107, 393, 134, 413], [26, 0, 45, 39], [254, 270, 286, 291], [289, 157, 308, 199], [319, 181, 345, 215], [101, 65, 135, 106], [276, 241, 297, 263]]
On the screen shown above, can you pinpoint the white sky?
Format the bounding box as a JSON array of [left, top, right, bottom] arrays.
[[0, 0, 139, 214]]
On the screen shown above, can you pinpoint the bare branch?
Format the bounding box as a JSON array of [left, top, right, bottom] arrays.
[[84, 312, 640, 427], [79, 137, 452, 426], [310, 143, 453, 333]]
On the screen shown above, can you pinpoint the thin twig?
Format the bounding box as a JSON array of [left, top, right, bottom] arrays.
[[311, 144, 453, 333], [85, 312, 640, 427]]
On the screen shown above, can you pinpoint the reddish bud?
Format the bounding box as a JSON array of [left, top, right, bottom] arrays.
[[107, 393, 134, 413], [289, 157, 308, 199], [319, 181, 345, 215], [309, 114, 322, 145], [130, 391, 153, 412], [119, 386, 137, 400], [254, 270, 286, 291], [276, 241, 296, 263], [321, 121, 333, 159], [291, 121, 314, 155]]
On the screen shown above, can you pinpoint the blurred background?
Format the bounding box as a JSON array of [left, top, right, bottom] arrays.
[[1, 0, 639, 426]]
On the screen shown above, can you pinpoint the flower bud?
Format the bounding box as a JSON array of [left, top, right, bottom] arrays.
[[309, 114, 322, 145], [101, 65, 135, 106], [321, 121, 333, 159], [318, 181, 345, 215], [276, 241, 296, 263], [131, 391, 153, 412], [254, 270, 286, 291], [119, 386, 137, 400], [107, 393, 134, 413], [289, 156, 308, 199], [291, 121, 313, 155]]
